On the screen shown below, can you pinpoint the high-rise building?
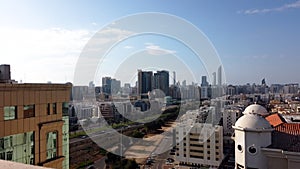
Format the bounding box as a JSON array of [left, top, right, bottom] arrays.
[[262, 78, 266, 86], [137, 70, 153, 95], [102, 77, 112, 95], [153, 70, 169, 96], [0, 65, 17, 84], [182, 80, 186, 87], [201, 76, 209, 87], [173, 71, 176, 86], [217, 66, 222, 86], [212, 72, 216, 86], [0, 65, 10, 82], [0, 83, 71, 169], [111, 79, 121, 95], [72, 86, 88, 101]]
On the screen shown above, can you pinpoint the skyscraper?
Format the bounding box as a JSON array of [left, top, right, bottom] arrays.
[[212, 72, 216, 86], [153, 70, 169, 96], [138, 70, 153, 95], [111, 79, 121, 94], [102, 77, 112, 94], [173, 71, 176, 86], [201, 76, 209, 87], [218, 66, 222, 86]]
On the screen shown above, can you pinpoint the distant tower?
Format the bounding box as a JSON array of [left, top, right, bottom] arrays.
[[173, 71, 176, 86], [138, 70, 153, 95], [0, 64, 11, 81], [201, 76, 208, 87], [102, 77, 112, 94], [182, 80, 186, 87], [212, 72, 216, 86], [217, 66, 222, 86], [153, 70, 169, 96], [262, 78, 266, 86], [233, 104, 273, 169]]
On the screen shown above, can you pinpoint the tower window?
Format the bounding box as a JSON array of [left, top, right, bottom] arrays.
[[237, 144, 243, 152], [248, 145, 257, 155]]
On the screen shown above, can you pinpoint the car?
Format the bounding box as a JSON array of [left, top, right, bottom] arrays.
[[167, 158, 174, 163], [80, 135, 88, 139], [151, 153, 157, 158], [86, 165, 95, 169]]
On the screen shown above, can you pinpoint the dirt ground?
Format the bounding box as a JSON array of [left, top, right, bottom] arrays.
[[125, 121, 177, 164]]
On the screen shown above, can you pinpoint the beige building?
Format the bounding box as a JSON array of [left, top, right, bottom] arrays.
[[0, 83, 71, 169], [175, 122, 224, 168]]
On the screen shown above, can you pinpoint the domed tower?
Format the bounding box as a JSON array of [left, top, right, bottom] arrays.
[[233, 104, 273, 169]]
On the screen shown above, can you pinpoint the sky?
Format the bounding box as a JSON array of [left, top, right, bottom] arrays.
[[0, 0, 300, 85]]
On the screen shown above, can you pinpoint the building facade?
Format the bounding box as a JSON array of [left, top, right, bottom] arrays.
[[233, 104, 300, 169], [138, 70, 153, 95], [0, 83, 71, 169], [175, 123, 224, 168], [153, 70, 169, 96]]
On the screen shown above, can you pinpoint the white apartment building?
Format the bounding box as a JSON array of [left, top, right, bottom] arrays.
[[175, 121, 224, 168]]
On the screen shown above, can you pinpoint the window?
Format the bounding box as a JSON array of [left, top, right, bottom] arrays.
[[6, 151, 13, 161], [0, 132, 34, 163], [4, 106, 17, 120], [0, 138, 4, 150], [62, 102, 69, 116], [47, 103, 50, 115], [0, 152, 4, 160], [248, 145, 257, 155], [46, 131, 57, 160], [237, 164, 244, 169], [237, 144, 243, 152], [24, 105, 35, 118], [52, 103, 57, 114]]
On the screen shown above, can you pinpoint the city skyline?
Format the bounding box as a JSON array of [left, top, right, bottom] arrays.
[[1, 1, 300, 85]]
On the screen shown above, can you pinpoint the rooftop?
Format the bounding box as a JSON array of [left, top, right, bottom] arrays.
[[269, 123, 300, 152], [234, 113, 272, 131], [266, 113, 286, 127], [0, 160, 51, 169], [243, 104, 269, 116]]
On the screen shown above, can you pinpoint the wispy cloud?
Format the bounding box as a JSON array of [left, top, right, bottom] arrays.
[[239, 0, 300, 14], [124, 45, 133, 49], [0, 28, 95, 83], [145, 43, 176, 55]]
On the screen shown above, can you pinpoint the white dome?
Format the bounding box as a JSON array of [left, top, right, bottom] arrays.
[[234, 114, 272, 130], [243, 104, 269, 116]]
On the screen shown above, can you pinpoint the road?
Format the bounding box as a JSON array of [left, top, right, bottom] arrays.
[[70, 124, 143, 144], [93, 157, 107, 169]]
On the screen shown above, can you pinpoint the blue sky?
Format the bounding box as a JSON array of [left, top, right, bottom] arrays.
[[0, 0, 300, 85]]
